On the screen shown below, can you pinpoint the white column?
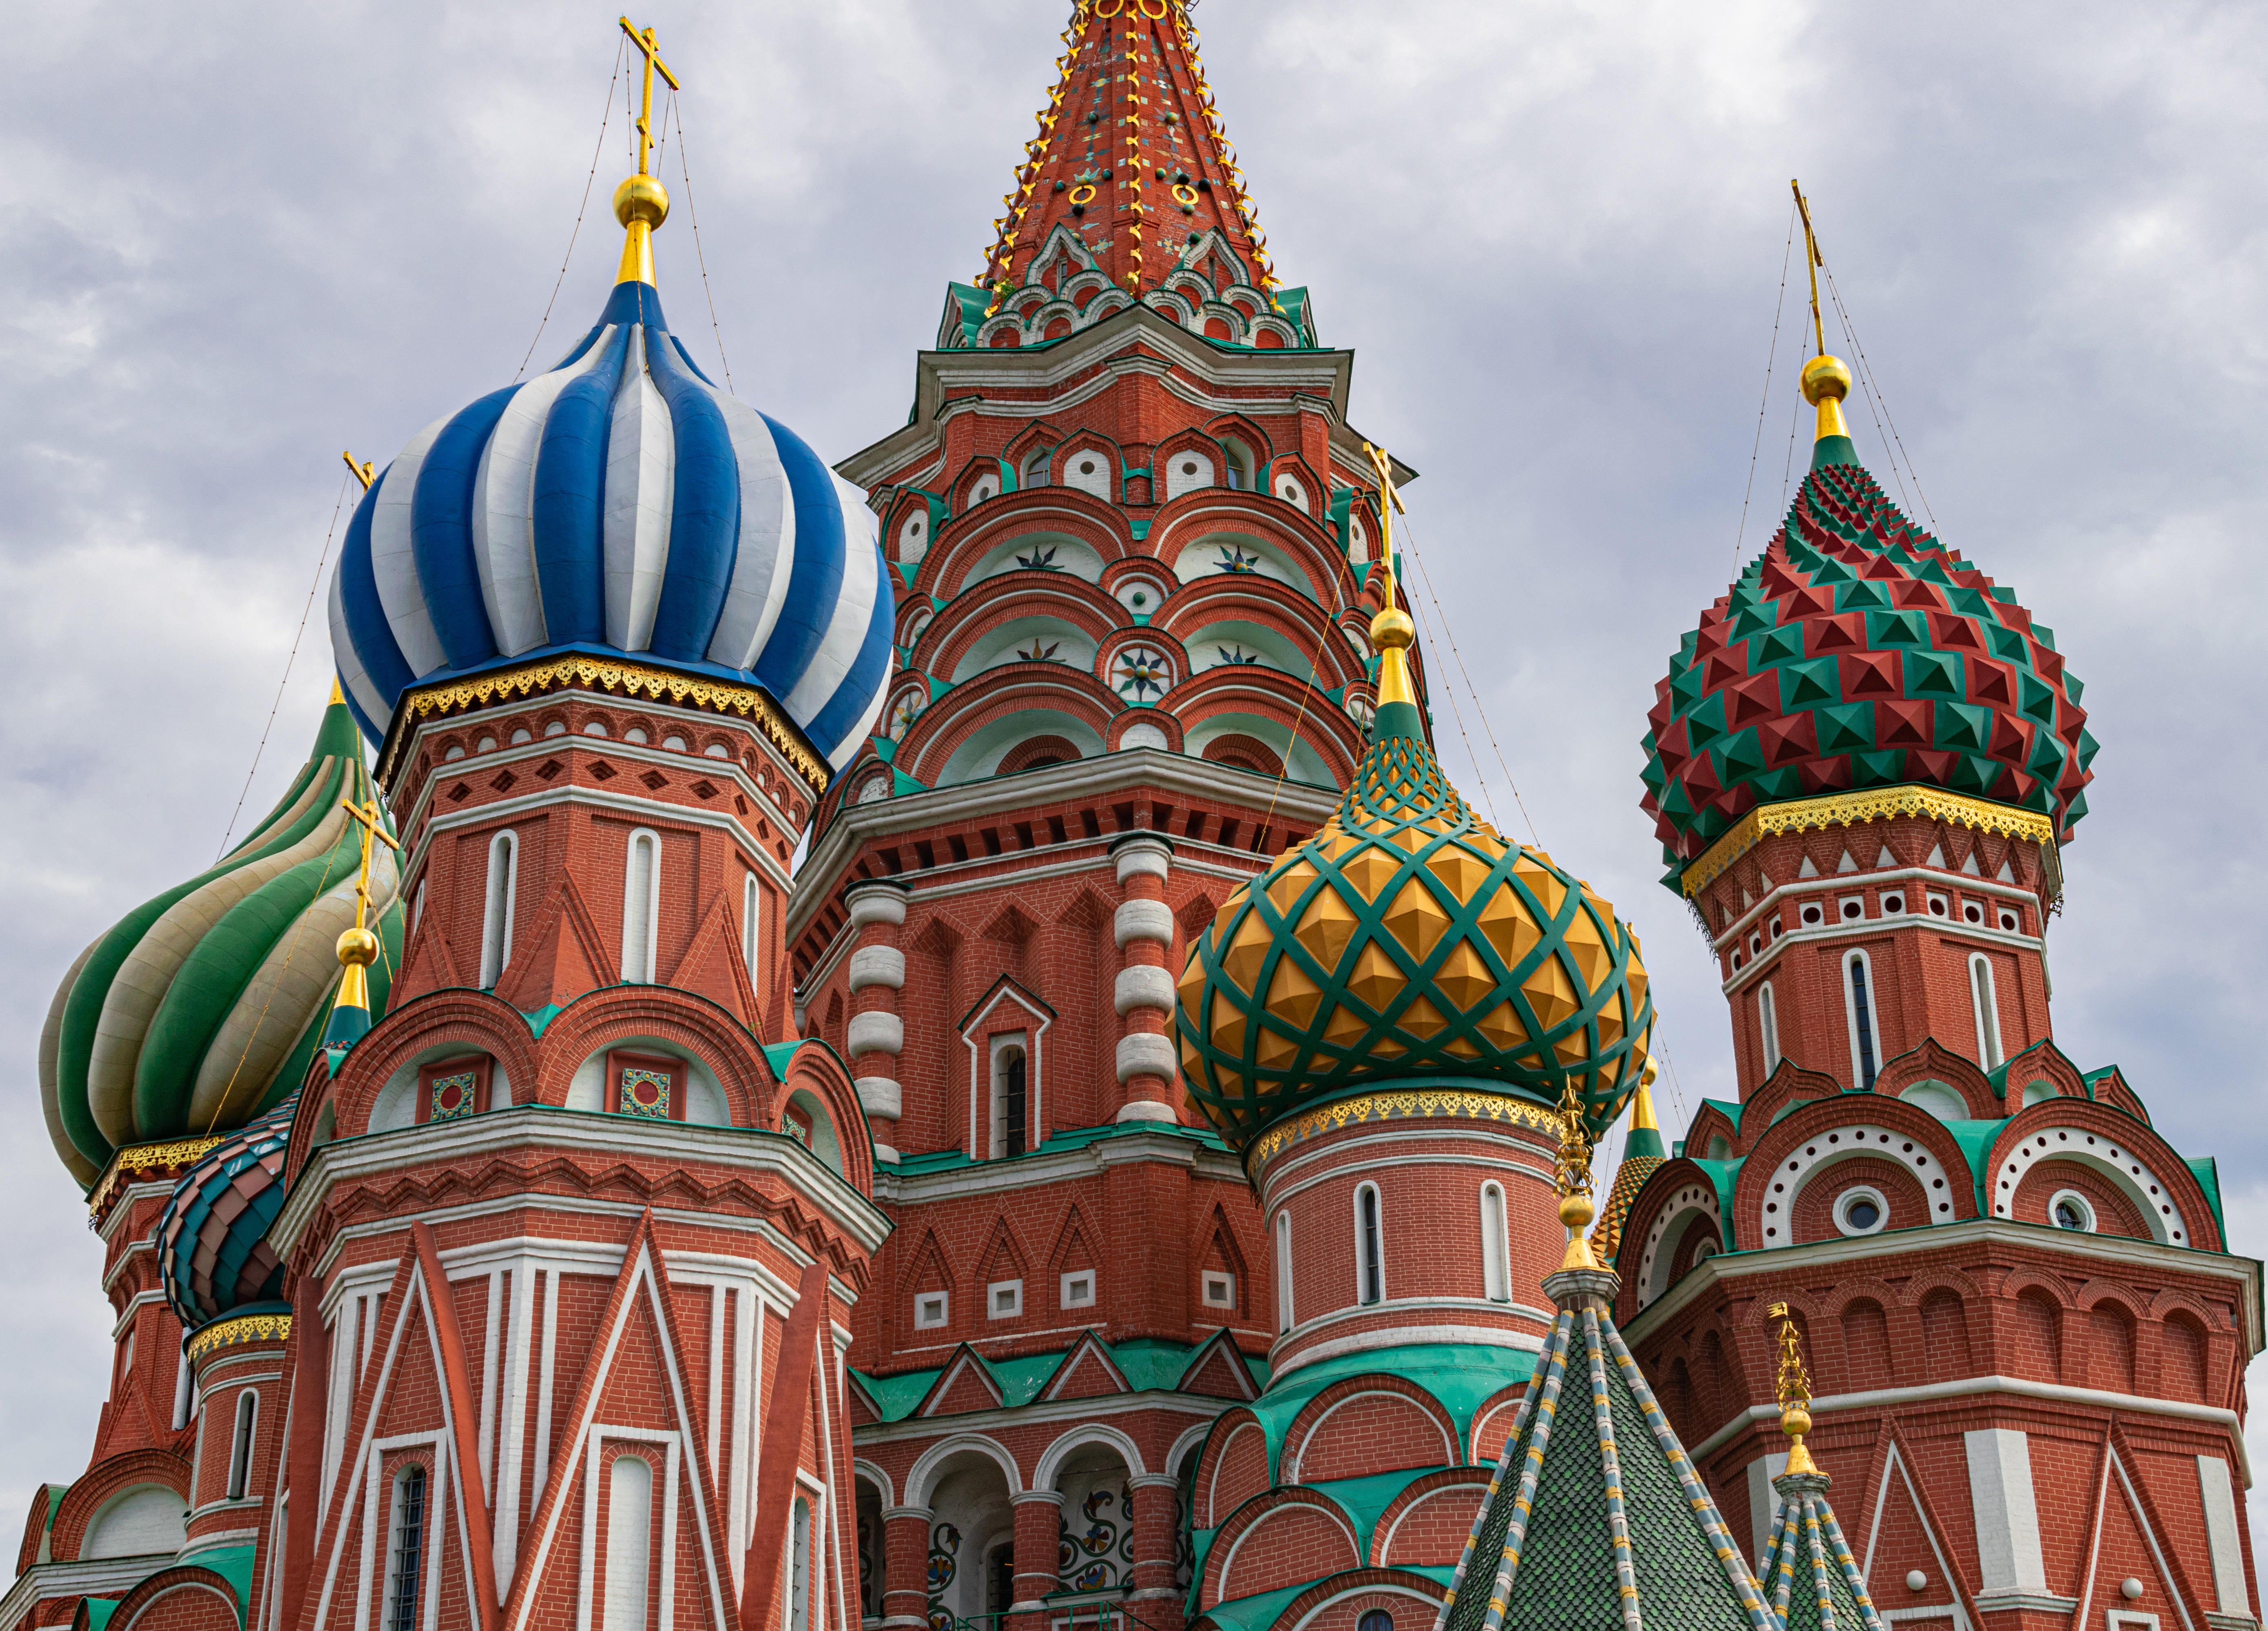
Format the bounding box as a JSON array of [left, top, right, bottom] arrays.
[[1963, 1428, 2048, 1597], [2198, 1454, 2253, 1620]]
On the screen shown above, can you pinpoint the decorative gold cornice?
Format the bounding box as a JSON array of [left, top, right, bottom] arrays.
[[87, 1136, 225, 1218], [1246, 1087, 1564, 1171], [1681, 785, 2058, 900], [376, 655, 829, 793], [187, 1311, 292, 1361]]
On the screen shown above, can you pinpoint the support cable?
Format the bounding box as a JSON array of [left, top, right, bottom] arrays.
[[1734, 201, 1801, 568], [514, 38, 626, 382]]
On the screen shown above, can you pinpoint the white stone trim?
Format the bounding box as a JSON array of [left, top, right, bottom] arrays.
[[1988, 1126, 2189, 1245], [1115, 1033, 1177, 1084], [1113, 965, 1176, 1015], [855, 1078, 903, 1120], [847, 947, 905, 992], [1113, 898, 1175, 948], [846, 1012, 904, 1059]]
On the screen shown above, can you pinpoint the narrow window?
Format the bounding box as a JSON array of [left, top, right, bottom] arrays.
[[990, 1043, 1028, 1160], [622, 830, 660, 983], [741, 872, 762, 977], [1274, 1211, 1294, 1333], [1021, 448, 1049, 488], [1969, 954, 2004, 1069], [790, 1497, 813, 1631], [1845, 953, 1880, 1091], [226, 1390, 257, 1501], [1356, 1183, 1383, 1306], [1759, 981, 1781, 1077], [1480, 1182, 1510, 1302], [1358, 1613, 1394, 1631], [605, 1453, 653, 1631], [479, 831, 518, 988], [411, 879, 426, 939], [385, 1465, 427, 1631]]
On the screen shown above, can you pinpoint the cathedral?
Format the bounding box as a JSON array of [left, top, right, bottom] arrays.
[[11, 7, 2260, 1631]]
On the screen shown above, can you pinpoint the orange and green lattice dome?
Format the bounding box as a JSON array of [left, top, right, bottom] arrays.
[[1640, 444, 2097, 887], [1176, 694, 1654, 1152]]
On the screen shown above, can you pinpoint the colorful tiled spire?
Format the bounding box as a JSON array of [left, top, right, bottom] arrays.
[[1591, 1061, 1666, 1261], [1758, 1306, 1885, 1631], [1436, 1099, 1775, 1631], [976, 0, 1278, 312]]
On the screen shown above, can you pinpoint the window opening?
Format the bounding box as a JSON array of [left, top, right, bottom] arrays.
[[1480, 1183, 1510, 1302], [606, 1453, 653, 1631], [386, 1465, 427, 1631], [1274, 1211, 1294, 1332], [991, 1043, 1028, 1159], [622, 831, 660, 983], [1970, 955, 2004, 1069], [790, 1498, 813, 1631], [1846, 954, 1880, 1091], [1759, 982, 1781, 1077], [742, 872, 762, 977], [480, 831, 517, 988], [226, 1391, 257, 1501], [1357, 1184, 1383, 1305]]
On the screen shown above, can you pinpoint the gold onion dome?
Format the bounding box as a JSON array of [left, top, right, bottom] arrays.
[[1176, 611, 1654, 1154]]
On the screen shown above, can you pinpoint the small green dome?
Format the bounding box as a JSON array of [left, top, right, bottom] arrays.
[[1176, 697, 1653, 1152], [38, 689, 403, 1189]]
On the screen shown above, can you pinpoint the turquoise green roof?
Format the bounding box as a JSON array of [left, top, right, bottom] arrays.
[[851, 1332, 1267, 1425]]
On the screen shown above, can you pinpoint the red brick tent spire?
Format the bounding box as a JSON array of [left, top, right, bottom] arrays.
[[949, 0, 1313, 348]]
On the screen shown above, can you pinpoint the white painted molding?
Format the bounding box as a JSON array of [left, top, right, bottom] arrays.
[[855, 1077, 904, 1120], [1116, 1033, 1178, 1083], [1113, 838, 1173, 884], [1114, 898, 1174, 947], [1113, 966, 1177, 1015], [1115, 1101, 1180, 1125], [848, 946, 907, 993], [847, 1012, 904, 1059], [845, 887, 908, 930]]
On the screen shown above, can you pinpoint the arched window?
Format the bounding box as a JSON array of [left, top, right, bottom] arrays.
[[225, 1390, 257, 1501], [1480, 1182, 1510, 1302], [1355, 1183, 1384, 1306], [1843, 951, 1881, 1092], [790, 1497, 814, 1631], [385, 1465, 427, 1631], [1274, 1211, 1294, 1333], [479, 831, 518, 989], [1224, 438, 1255, 491], [1969, 954, 2004, 1069], [622, 829, 661, 983], [1358, 1613, 1394, 1631], [990, 1043, 1028, 1159], [1759, 981, 1781, 1077], [1021, 447, 1050, 488], [742, 872, 762, 977], [606, 1453, 653, 1631]]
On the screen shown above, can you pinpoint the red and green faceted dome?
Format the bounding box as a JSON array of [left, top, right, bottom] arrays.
[[1640, 457, 2097, 882]]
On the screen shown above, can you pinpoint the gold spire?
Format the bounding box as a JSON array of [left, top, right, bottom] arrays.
[[329, 677, 346, 707], [1629, 1067, 1658, 1133], [1553, 1079, 1600, 1272], [330, 796, 401, 1025], [1766, 1302, 1821, 1477], [613, 18, 680, 287], [1790, 181, 1854, 445], [1360, 442, 1416, 707]]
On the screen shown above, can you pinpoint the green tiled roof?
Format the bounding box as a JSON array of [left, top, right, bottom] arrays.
[[1760, 1480, 1883, 1631], [1439, 1286, 1772, 1631]]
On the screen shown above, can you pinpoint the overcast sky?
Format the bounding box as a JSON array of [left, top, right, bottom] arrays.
[[6, 0, 2265, 1550]]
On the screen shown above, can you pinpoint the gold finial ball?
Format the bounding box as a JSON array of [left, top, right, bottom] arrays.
[[1559, 1190, 1597, 1232], [1640, 1055, 1660, 1088], [614, 173, 671, 230], [1780, 1403, 1813, 1439], [1370, 606, 1415, 651], [336, 926, 380, 968], [1801, 354, 1853, 405]]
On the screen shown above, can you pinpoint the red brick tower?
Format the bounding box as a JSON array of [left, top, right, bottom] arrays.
[[791, 5, 1459, 1628], [1611, 329, 2265, 1629]]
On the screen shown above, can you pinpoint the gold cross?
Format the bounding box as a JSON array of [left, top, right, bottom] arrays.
[[343, 450, 374, 491], [620, 17, 682, 181], [339, 795, 401, 935], [1790, 179, 1826, 357]]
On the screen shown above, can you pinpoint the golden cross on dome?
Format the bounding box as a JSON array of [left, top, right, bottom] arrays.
[[339, 795, 400, 939], [1358, 442, 1416, 707], [620, 17, 681, 180], [342, 450, 374, 491], [1790, 179, 1826, 357], [1766, 1301, 1822, 1475]]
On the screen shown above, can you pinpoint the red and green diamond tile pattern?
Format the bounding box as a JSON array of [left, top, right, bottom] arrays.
[[1640, 460, 2096, 886]]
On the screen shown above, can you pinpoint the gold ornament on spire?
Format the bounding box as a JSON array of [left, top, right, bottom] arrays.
[[343, 450, 375, 491], [614, 17, 680, 287], [1766, 1301, 1821, 1477], [1629, 1059, 1659, 1133], [1553, 1078, 1600, 1272], [330, 795, 401, 1023], [1790, 180, 1853, 446], [1360, 441, 1416, 708]]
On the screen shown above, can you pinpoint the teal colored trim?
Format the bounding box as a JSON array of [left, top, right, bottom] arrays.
[[1943, 1120, 2011, 1214], [1196, 1582, 1304, 1631], [1129, 519, 1153, 541], [2188, 1157, 2226, 1239], [1701, 1097, 1744, 1132], [869, 736, 896, 764], [892, 770, 928, 796], [1811, 434, 1859, 469], [177, 1542, 257, 1619], [1690, 1158, 1743, 1235], [319, 999, 371, 1050], [895, 560, 919, 590], [1241, 1341, 1539, 1482], [80, 1600, 119, 1631], [522, 1003, 566, 1037]]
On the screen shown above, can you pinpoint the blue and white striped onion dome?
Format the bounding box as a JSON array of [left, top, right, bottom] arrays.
[[329, 281, 892, 773]]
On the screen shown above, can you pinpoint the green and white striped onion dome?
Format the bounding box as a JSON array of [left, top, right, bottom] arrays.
[[1175, 690, 1654, 1154], [39, 689, 403, 1189]]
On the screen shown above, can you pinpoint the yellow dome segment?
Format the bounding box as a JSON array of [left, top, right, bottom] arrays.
[[1175, 698, 1653, 1153]]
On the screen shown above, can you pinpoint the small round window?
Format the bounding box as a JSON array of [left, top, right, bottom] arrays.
[[1834, 1186, 1890, 1237], [2049, 1189, 2096, 1233]]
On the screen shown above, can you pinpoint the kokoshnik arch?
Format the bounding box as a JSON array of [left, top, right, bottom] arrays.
[[11, 14, 2257, 1631]]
